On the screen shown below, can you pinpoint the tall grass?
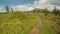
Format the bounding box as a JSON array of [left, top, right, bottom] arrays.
[[0, 11, 37, 34]]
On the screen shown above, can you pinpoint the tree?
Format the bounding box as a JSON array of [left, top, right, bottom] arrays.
[[53, 6, 60, 15], [43, 8, 49, 16], [56, 9, 60, 15], [5, 5, 9, 13], [53, 6, 57, 14], [58, 10, 60, 16], [11, 8, 13, 12]]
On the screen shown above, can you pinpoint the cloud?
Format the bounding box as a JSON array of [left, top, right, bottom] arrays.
[[0, 0, 60, 12], [11, 4, 34, 11], [0, 6, 6, 12], [32, 0, 60, 10], [0, 4, 34, 12], [49, 0, 60, 6]]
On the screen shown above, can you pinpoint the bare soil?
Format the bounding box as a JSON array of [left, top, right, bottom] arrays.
[[30, 15, 43, 34]]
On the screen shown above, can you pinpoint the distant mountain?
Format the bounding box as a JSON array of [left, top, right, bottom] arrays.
[[24, 8, 43, 12], [32, 8, 43, 11]]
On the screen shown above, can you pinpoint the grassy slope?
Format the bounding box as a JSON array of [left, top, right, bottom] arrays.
[[0, 11, 59, 34], [27, 12, 59, 34], [0, 12, 37, 34], [38, 13, 59, 34], [40, 18, 56, 34]]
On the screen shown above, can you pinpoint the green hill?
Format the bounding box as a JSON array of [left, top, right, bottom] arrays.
[[0, 11, 37, 34], [0, 11, 60, 34]]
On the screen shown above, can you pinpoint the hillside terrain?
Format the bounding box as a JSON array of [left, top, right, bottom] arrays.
[[0, 11, 60, 34]]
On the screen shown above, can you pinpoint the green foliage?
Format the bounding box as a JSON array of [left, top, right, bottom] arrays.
[[0, 11, 37, 34], [52, 6, 60, 16], [53, 6, 57, 14], [40, 16, 57, 34], [5, 5, 9, 13], [42, 8, 49, 16], [11, 8, 13, 12]]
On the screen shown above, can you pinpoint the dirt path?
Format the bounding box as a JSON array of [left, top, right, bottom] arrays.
[[30, 15, 43, 34]]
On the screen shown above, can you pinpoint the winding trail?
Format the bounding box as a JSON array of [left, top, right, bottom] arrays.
[[30, 15, 43, 34]]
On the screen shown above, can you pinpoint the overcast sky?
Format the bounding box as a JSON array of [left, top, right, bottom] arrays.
[[0, 0, 60, 12]]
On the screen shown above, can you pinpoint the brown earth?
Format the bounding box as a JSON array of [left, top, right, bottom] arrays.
[[30, 15, 43, 34]]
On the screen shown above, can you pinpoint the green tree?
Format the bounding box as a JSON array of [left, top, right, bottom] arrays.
[[56, 9, 60, 15], [11, 8, 13, 12], [43, 8, 49, 16], [59, 11, 60, 16], [53, 6, 57, 14], [53, 6, 60, 15], [5, 5, 9, 13]]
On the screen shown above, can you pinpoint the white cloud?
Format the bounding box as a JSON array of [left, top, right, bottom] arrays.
[[38, 0, 48, 4], [0, 6, 6, 12], [0, 0, 60, 12], [11, 4, 34, 11], [0, 4, 34, 12], [32, 0, 60, 10]]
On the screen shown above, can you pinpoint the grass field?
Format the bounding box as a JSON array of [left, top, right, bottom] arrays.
[[0, 11, 60, 34], [0, 11, 37, 34], [39, 13, 60, 34]]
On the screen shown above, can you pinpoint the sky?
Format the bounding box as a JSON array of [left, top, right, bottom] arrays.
[[0, 0, 60, 12]]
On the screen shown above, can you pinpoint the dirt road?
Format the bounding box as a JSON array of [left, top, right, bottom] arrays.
[[30, 15, 43, 34]]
